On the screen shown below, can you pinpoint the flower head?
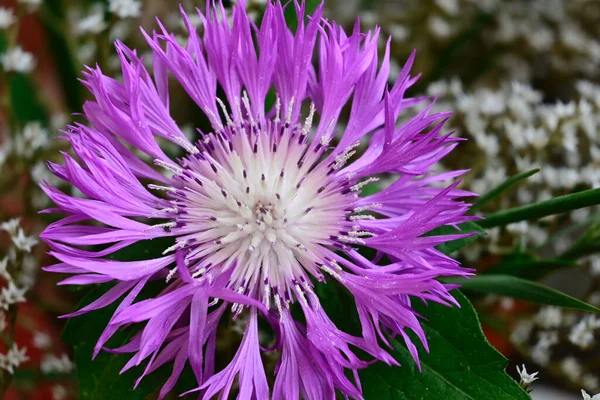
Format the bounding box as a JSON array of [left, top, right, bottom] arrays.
[[108, 0, 141, 19], [41, 1, 475, 398], [582, 390, 600, 400], [1, 46, 36, 73], [0, 7, 15, 29], [516, 364, 539, 391]]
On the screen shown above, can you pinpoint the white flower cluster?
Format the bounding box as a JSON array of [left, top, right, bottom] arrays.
[[0, 7, 15, 29], [516, 364, 539, 390], [108, 0, 142, 19], [426, 79, 600, 257], [0, 344, 28, 374], [569, 315, 600, 349], [510, 307, 600, 392], [0, 121, 49, 164], [583, 389, 600, 400], [0, 46, 36, 73], [0, 218, 38, 309], [353, 0, 600, 85], [75, 4, 107, 36], [41, 354, 74, 375]]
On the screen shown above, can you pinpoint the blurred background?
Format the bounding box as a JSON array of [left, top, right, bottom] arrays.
[[0, 0, 599, 399]]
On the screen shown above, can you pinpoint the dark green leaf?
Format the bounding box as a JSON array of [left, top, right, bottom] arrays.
[[479, 187, 600, 228], [426, 221, 485, 255], [284, 0, 321, 32], [360, 291, 529, 400], [449, 275, 600, 313], [484, 254, 577, 280], [41, 0, 85, 113], [63, 283, 169, 400], [63, 239, 174, 399], [472, 168, 540, 212], [9, 73, 48, 125]]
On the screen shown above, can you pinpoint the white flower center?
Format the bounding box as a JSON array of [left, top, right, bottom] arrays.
[[157, 99, 360, 311]]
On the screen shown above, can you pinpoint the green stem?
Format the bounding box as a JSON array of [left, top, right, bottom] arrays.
[[479, 187, 600, 228]]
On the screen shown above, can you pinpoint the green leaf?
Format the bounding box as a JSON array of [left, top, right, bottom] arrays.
[[360, 291, 529, 400], [426, 221, 485, 255], [479, 187, 600, 228], [449, 275, 600, 313], [62, 238, 175, 400], [284, 0, 321, 32], [9, 73, 48, 125], [41, 0, 85, 113], [63, 283, 169, 400], [472, 168, 540, 212], [484, 254, 577, 280]]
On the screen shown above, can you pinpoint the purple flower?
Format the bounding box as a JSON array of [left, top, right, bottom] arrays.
[[42, 1, 476, 398]]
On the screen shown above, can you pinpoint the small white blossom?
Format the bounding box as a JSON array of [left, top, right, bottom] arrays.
[[0, 46, 36, 73], [531, 331, 558, 366], [18, 0, 41, 11], [428, 16, 451, 39], [0, 218, 20, 236], [14, 121, 48, 157], [569, 316, 600, 348], [0, 344, 28, 374], [0, 282, 26, 310], [109, 20, 131, 41], [562, 357, 583, 381], [569, 318, 596, 348], [582, 390, 600, 400], [358, 11, 377, 27], [516, 364, 539, 389], [535, 306, 562, 328], [389, 24, 409, 41], [33, 332, 51, 350], [435, 0, 459, 15], [0, 312, 6, 332], [76, 5, 107, 36], [0, 7, 15, 29], [590, 257, 600, 277], [108, 0, 141, 19], [50, 113, 68, 130], [506, 221, 528, 236], [41, 354, 74, 375], [510, 320, 533, 345], [589, 292, 600, 307], [11, 228, 38, 253]]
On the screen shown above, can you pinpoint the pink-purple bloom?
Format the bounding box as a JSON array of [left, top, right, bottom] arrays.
[[41, 1, 476, 398]]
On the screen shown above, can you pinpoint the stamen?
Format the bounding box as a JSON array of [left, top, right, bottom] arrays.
[[162, 240, 188, 255], [349, 214, 376, 221], [148, 184, 177, 193], [285, 97, 295, 126], [302, 103, 316, 136], [165, 266, 178, 283], [349, 230, 375, 237], [353, 203, 383, 213], [217, 97, 235, 127], [145, 221, 177, 231], [351, 177, 379, 192], [274, 96, 281, 123], [337, 235, 366, 244], [171, 135, 199, 154], [154, 159, 183, 175], [321, 265, 343, 282]]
